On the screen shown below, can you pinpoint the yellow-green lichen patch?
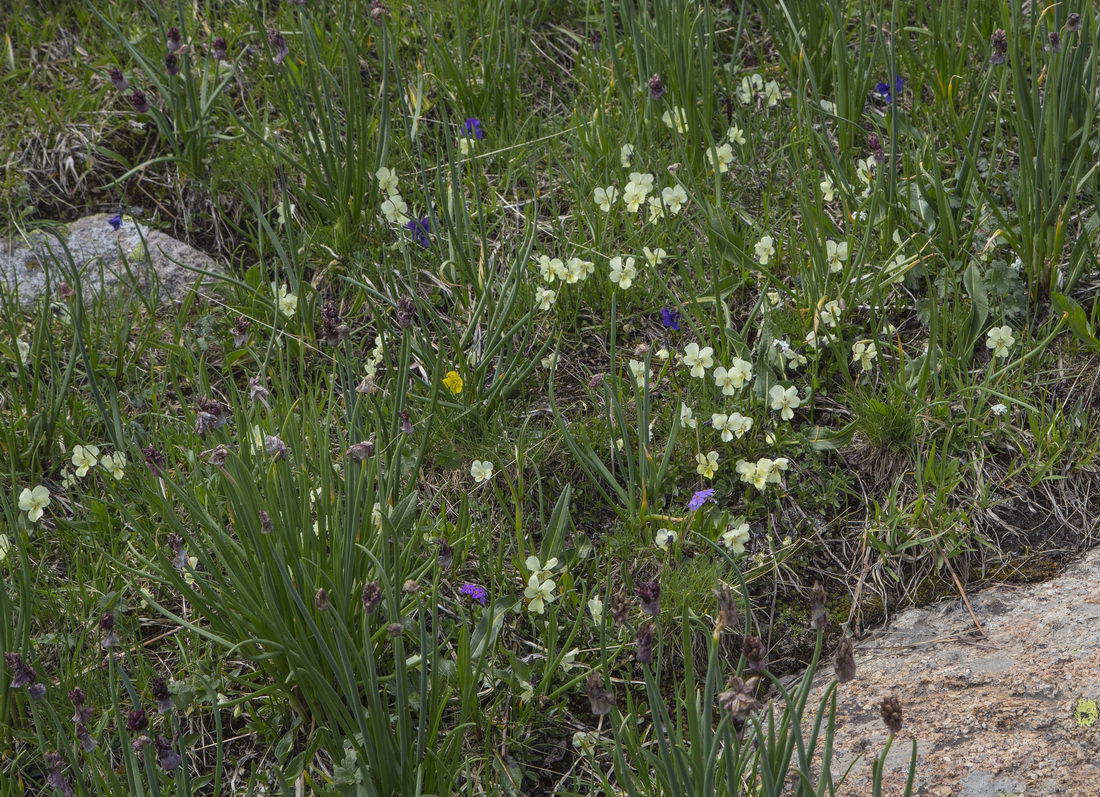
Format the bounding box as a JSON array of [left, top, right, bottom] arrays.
[[1073, 698, 1097, 727]]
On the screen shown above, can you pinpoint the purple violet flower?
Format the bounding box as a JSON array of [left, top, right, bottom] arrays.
[[405, 217, 430, 247], [462, 118, 486, 140], [660, 307, 681, 331], [108, 214, 123, 231], [687, 488, 714, 511], [874, 76, 905, 103], [459, 582, 488, 605]]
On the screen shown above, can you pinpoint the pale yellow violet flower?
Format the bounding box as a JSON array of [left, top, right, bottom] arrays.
[[754, 235, 775, 265], [565, 257, 594, 283], [18, 485, 50, 523], [643, 247, 668, 267], [620, 143, 635, 168], [535, 287, 557, 311], [380, 193, 409, 224], [680, 403, 697, 429], [819, 299, 843, 328], [713, 358, 753, 393], [375, 166, 400, 195], [727, 125, 745, 145], [16, 339, 30, 365], [101, 452, 126, 480], [721, 520, 751, 554], [593, 185, 619, 212], [825, 240, 848, 273], [707, 142, 734, 173], [470, 460, 494, 483], [696, 450, 720, 479], [525, 555, 559, 581], [524, 573, 557, 614], [538, 255, 568, 282], [682, 342, 714, 378], [852, 340, 877, 372], [712, 412, 753, 442], [986, 325, 1015, 358], [820, 176, 836, 201], [587, 596, 604, 622], [609, 256, 637, 289], [71, 444, 100, 477], [622, 180, 649, 212], [763, 80, 782, 107], [628, 359, 648, 388], [661, 185, 688, 214], [769, 384, 801, 420], [655, 528, 677, 551], [275, 283, 298, 317], [662, 106, 688, 133]]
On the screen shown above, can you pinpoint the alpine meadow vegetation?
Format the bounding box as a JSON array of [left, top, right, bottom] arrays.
[[2, 0, 1100, 794]]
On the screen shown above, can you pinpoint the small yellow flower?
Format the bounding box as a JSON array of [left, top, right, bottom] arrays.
[[443, 370, 464, 395]]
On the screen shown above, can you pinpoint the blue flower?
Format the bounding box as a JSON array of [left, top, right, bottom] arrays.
[[874, 76, 905, 103], [405, 217, 430, 247], [462, 117, 485, 140], [107, 214, 123, 231], [459, 582, 488, 605], [687, 488, 715, 511], [660, 307, 681, 331]]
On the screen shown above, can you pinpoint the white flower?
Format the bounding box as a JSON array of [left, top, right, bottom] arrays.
[[851, 340, 877, 372], [662, 106, 688, 133], [782, 346, 808, 368], [587, 596, 604, 622], [375, 166, 400, 195], [682, 342, 714, 378], [736, 457, 788, 491], [565, 257, 594, 283], [458, 137, 475, 155], [769, 384, 801, 420], [727, 125, 745, 145], [629, 172, 656, 192], [470, 460, 495, 483], [380, 193, 409, 224], [820, 99, 836, 114], [713, 358, 753, 394], [646, 195, 666, 223], [819, 299, 843, 328], [856, 157, 875, 195], [754, 235, 775, 265], [525, 555, 560, 582], [680, 403, 697, 429], [825, 240, 848, 273], [537, 255, 567, 282], [71, 444, 100, 477], [535, 287, 557, 311], [61, 470, 76, 489], [655, 528, 677, 551], [763, 80, 782, 107], [661, 184, 688, 215], [541, 352, 558, 369], [986, 325, 1015, 358], [524, 573, 558, 614], [820, 176, 835, 202], [622, 180, 649, 212], [620, 143, 635, 168], [721, 521, 751, 554], [707, 142, 734, 173], [100, 452, 126, 480], [276, 284, 298, 317], [655, 347, 670, 361], [609, 256, 637, 289], [15, 339, 30, 365], [737, 74, 762, 103], [628, 359, 648, 388], [991, 403, 1008, 416], [712, 412, 753, 442], [594, 185, 619, 212], [0, 534, 9, 563], [696, 450, 720, 479], [18, 484, 50, 523], [643, 246, 668, 267]]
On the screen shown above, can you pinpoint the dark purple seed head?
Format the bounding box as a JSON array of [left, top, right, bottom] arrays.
[[165, 52, 179, 76], [166, 26, 182, 53], [635, 580, 660, 616], [126, 708, 148, 733], [361, 581, 382, 614], [647, 73, 665, 100], [109, 67, 128, 90], [155, 735, 182, 770], [1067, 13, 1081, 33], [212, 36, 228, 61], [129, 89, 149, 113]]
